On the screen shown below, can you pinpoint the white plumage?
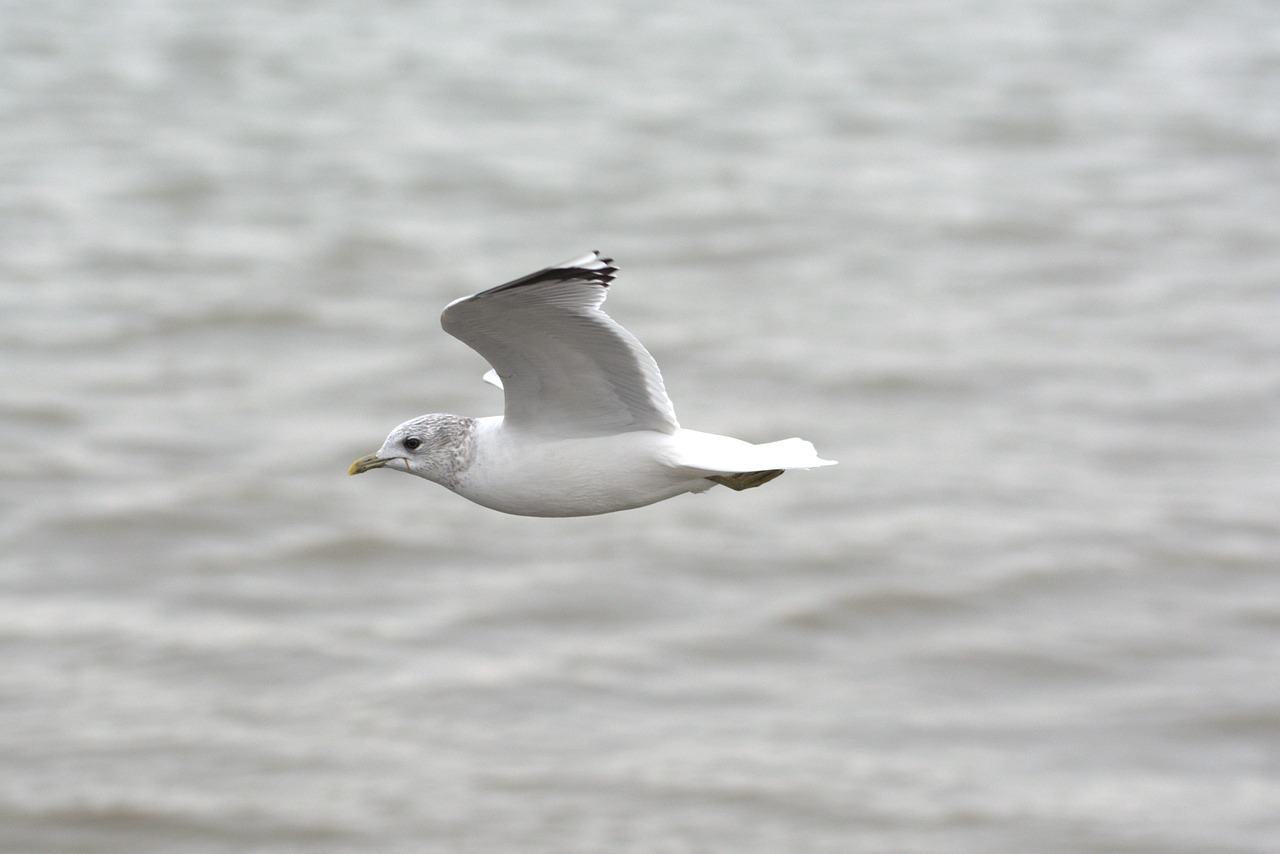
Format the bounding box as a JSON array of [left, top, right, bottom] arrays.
[[349, 252, 835, 517]]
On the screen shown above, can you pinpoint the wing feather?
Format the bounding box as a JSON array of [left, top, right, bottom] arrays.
[[440, 252, 680, 436]]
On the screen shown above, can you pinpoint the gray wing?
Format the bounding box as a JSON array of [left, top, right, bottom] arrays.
[[440, 252, 680, 436]]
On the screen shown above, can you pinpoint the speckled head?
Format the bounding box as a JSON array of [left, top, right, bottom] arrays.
[[348, 414, 477, 488]]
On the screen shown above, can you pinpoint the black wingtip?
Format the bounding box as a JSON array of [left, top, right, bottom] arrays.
[[476, 252, 619, 297]]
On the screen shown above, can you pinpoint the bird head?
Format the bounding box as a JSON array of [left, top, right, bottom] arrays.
[[348, 414, 475, 487]]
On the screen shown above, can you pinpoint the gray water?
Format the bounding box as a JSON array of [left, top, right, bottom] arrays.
[[3, 1, 1279, 851]]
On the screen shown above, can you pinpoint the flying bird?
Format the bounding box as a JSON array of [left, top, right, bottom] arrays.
[[348, 252, 835, 516]]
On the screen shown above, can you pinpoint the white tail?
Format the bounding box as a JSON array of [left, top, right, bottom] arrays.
[[670, 430, 836, 475], [750, 437, 837, 469]]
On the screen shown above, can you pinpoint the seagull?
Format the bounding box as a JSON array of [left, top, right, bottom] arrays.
[[348, 252, 835, 517]]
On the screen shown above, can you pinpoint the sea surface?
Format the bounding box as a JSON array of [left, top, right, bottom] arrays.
[[2, 1, 1279, 852]]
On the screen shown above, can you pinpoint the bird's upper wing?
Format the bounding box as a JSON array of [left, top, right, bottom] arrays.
[[440, 252, 680, 436]]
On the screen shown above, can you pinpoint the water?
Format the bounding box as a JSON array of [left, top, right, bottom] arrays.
[[3, 1, 1279, 851]]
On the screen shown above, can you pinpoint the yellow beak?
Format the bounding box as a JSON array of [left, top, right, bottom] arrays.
[[348, 454, 389, 476]]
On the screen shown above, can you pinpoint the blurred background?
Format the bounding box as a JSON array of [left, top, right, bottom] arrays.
[[2, 1, 1278, 851]]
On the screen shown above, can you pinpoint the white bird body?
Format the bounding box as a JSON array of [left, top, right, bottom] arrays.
[[349, 252, 835, 517], [432, 419, 820, 517], [452, 419, 710, 517]]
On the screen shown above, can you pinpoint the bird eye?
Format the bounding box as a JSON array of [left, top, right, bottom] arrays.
[[403, 436, 422, 451]]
